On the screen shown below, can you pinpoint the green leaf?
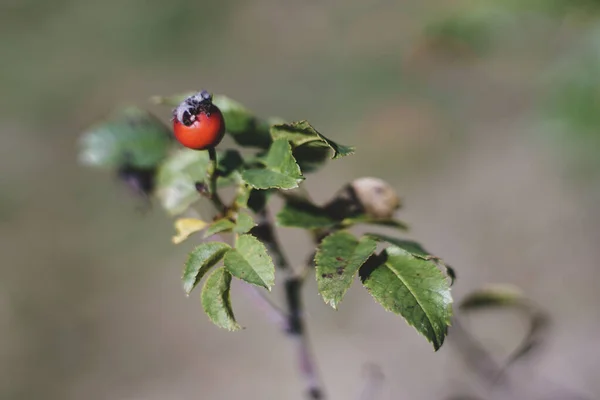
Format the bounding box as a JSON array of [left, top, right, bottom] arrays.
[[172, 218, 208, 244], [201, 267, 241, 331], [270, 120, 355, 159], [234, 211, 255, 234], [204, 218, 236, 238], [79, 106, 171, 169], [277, 198, 336, 229], [213, 95, 272, 149], [315, 232, 377, 309], [361, 246, 453, 351], [241, 139, 304, 190], [182, 242, 231, 295], [224, 234, 275, 290]]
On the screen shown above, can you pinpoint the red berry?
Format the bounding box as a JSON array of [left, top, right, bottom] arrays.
[[173, 103, 226, 150]]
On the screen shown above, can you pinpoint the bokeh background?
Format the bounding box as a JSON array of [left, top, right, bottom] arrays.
[[2, 1, 600, 399]]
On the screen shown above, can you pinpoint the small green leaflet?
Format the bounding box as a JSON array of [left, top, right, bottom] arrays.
[[270, 120, 355, 159], [201, 267, 240, 331], [315, 232, 377, 309], [224, 234, 275, 290], [234, 211, 255, 234], [241, 139, 304, 190], [79, 106, 171, 169], [204, 218, 236, 238], [182, 242, 231, 295], [361, 246, 452, 351]]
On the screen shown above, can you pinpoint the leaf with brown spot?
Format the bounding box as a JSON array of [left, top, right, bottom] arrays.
[[315, 232, 377, 309]]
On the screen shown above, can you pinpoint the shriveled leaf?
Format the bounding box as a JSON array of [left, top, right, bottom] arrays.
[[172, 218, 208, 244], [234, 211, 255, 234], [156, 149, 210, 215], [277, 198, 336, 229], [460, 284, 549, 374], [241, 139, 304, 190], [361, 246, 453, 351], [204, 218, 236, 238], [201, 267, 240, 331], [79, 106, 171, 169], [460, 284, 527, 311], [182, 242, 231, 295], [315, 232, 377, 309], [224, 234, 275, 290], [270, 120, 355, 159]]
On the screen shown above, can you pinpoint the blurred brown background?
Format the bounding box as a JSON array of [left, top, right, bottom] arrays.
[[2, 1, 600, 399]]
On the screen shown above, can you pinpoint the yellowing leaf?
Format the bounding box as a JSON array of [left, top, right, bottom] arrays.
[[172, 218, 208, 244]]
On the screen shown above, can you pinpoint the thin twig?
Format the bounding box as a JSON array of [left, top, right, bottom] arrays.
[[251, 208, 325, 400]]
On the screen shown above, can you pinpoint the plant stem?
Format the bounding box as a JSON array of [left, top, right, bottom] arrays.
[[251, 208, 325, 400], [207, 147, 227, 213]]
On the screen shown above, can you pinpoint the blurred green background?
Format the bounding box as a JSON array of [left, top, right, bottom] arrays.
[[2, 1, 600, 399]]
